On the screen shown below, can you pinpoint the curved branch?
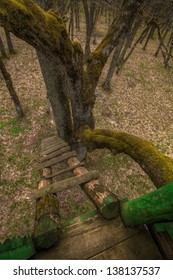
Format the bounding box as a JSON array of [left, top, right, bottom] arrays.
[[78, 126, 173, 188], [0, 0, 74, 68]]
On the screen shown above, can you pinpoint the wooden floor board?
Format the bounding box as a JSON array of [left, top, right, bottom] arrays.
[[33, 216, 161, 260]]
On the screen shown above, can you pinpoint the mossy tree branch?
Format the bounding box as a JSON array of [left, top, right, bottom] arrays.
[[0, 0, 81, 75], [78, 126, 173, 188]]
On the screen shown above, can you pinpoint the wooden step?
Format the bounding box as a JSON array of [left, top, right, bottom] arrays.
[[41, 139, 65, 150], [34, 170, 100, 198], [38, 151, 76, 170], [41, 135, 59, 145], [45, 162, 85, 180], [40, 146, 71, 163], [40, 142, 69, 156]]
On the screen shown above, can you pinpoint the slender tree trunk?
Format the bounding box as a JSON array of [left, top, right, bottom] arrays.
[[75, 0, 80, 31], [167, 31, 173, 47], [102, 35, 126, 91], [102, 14, 141, 91], [139, 25, 150, 44], [0, 57, 24, 117], [0, 35, 8, 58], [4, 28, 16, 54], [143, 25, 156, 51], [155, 29, 168, 57], [82, 0, 97, 59], [164, 33, 173, 67], [68, 2, 74, 40], [116, 15, 142, 73]]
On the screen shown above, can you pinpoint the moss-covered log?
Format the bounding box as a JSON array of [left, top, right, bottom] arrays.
[[78, 126, 173, 188], [33, 167, 61, 250], [120, 181, 173, 226], [67, 157, 119, 219], [33, 194, 61, 250]]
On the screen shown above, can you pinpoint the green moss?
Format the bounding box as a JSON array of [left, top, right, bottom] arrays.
[[0, 0, 73, 61], [72, 41, 83, 54], [87, 50, 107, 78], [79, 126, 173, 188], [36, 194, 59, 220]]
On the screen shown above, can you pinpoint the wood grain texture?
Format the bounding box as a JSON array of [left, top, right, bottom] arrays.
[[32, 216, 161, 260]]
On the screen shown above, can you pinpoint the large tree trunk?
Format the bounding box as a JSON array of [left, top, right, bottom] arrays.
[[33, 0, 73, 140], [37, 52, 73, 141]]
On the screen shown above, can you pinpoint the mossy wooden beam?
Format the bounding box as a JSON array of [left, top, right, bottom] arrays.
[[67, 157, 119, 220], [78, 126, 173, 188], [33, 167, 62, 250], [120, 181, 173, 226]]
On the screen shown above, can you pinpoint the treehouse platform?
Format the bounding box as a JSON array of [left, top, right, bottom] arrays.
[[32, 134, 168, 260]]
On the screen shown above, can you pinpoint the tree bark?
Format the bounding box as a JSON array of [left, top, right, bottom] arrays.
[[37, 52, 73, 140]]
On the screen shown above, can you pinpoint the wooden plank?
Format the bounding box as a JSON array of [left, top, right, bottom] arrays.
[[32, 216, 145, 260], [34, 170, 100, 199], [40, 146, 71, 163], [90, 231, 162, 260], [148, 224, 173, 259], [41, 140, 66, 150], [63, 215, 142, 238], [40, 142, 69, 157], [38, 151, 76, 170], [45, 162, 85, 179], [41, 135, 59, 145], [41, 139, 66, 149]]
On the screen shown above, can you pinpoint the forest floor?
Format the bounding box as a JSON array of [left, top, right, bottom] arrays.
[[0, 25, 173, 242]]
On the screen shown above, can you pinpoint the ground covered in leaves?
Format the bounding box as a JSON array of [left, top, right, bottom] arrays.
[[0, 25, 173, 242]]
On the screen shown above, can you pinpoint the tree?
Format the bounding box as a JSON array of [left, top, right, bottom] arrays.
[[0, 56, 24, 117], [1, 0, 173, 189], [4, 28, 16, 54], [0, 34, 8, 58]]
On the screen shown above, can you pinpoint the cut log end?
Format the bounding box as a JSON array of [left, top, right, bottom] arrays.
[[33, 216, 61, 250], [101, 195, 120, 220]]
